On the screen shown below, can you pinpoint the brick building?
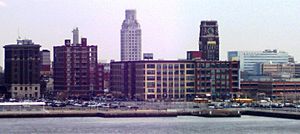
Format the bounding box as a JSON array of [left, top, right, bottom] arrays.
[[241, 81, 300, 102], [4, 39, 41, 99], [53, 28, 99, 98], [110, 60, 239, 101]]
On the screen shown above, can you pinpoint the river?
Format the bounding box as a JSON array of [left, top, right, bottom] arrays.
[[0, 116, 299, 134]]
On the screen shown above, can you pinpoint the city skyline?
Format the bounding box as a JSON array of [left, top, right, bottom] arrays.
[[0, 0, 300, 67]]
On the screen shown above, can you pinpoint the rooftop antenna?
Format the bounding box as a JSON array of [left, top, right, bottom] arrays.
[[17, 28, 22, 44], [17, 28, 21, 39]]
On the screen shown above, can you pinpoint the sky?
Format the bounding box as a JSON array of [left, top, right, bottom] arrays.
[[0, 0, 299, 67]]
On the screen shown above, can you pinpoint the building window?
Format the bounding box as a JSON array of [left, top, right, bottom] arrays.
[[174, 64, 179, 69], [147, 70, 155, 74], [147, 64, 155, 68], [147, 82, 155, 87], [187, 82, 194, 86], [186, 70, 194, 74], [147, 76, 155, 81], [147, 89, 155, 93], [157, 64, 161, 69], [180, 64, 185, 69], [147, 95, 155, 99], [163, 64, 168, 69], [187, 64, 194, 68]]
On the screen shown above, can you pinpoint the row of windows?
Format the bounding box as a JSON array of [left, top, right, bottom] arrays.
[[13, 92, 39, 98], [146, 94, 185, 99], [147, 70, 194, 75], [14, 86, 38, 91], [146, 64, 192, 69], [147, 88, 186, 93]]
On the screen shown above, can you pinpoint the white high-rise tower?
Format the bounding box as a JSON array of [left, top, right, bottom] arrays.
[[121, 10, 142, 61]]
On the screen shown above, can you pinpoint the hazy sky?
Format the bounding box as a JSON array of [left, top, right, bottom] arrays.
[[0, 0, 299, 66]]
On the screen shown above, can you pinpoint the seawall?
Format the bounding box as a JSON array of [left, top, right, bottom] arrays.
[[0, 110, 239, 118], [0, 110, 178, 118], [1, 109, 299, 119], [242, 110, 300, 120]]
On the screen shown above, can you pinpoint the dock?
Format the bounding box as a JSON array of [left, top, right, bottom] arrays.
[[192, 109, 241, 117]]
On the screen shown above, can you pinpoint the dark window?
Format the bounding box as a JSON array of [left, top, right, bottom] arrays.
[[187, 82, 194, 86], [147, 64, 155, 68], [180, 64, 185, 69], [186, 70, 195, 74]]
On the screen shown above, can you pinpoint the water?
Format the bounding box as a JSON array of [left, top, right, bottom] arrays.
[[0, 116, 299, 134]]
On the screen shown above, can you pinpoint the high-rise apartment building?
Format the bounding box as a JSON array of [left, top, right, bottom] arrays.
[[228, 49, 290, 75], [199, 21, 219, 61], [53, 28, 99, 98], [120, 10, 142, 61], [4, 39, 41, 99]]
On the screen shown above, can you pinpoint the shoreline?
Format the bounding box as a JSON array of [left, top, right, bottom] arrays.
[[0, 109, 300, 119]]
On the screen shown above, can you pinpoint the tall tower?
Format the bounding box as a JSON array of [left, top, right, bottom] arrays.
[[120, 10, 142, 61], [72, 27, 79, 45], [199, 20, 219, 61]]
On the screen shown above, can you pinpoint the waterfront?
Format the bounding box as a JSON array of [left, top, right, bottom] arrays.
[[0, 116, 299, 134]]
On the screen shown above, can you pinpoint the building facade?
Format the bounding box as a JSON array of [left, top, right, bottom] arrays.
[[53, 29, 98, 98], [294, 64, 300, 78], [0, 69, 5, 98], [194, 60, 240, 100], [120, 10, 142, 61], [228, 49, 290, 76], [259, 63, 295, 80], [110, 60, 239, 101], [102, 63, 110, 91], [187, 51, 202, 60], [143, 53, 153, 60], [199, 21, 219, 61], [241, 81, 300, 102], [40, 49, 51, 76], [4, 39, 41, 99]]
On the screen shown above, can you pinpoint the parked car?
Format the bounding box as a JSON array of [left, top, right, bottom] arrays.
[[207, 104, 215, 109], [51, 102, 66, 107], [231, 103, 240, 108], [73, 103, 82, 107]]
